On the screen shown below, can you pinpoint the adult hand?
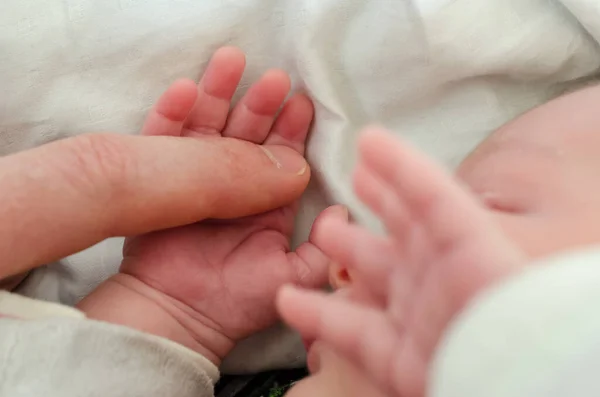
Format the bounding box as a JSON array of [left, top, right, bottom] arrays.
[[0, 111, 310, 281]]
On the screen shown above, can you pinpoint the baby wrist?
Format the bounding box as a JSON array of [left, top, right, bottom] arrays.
[[77, 273, 234, 366]]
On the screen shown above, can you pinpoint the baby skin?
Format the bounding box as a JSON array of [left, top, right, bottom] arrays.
[[279, 127, 525, 397], [66, 47, 600, 397], [77, 47, 345, 366], [278, 84, 600, 397]]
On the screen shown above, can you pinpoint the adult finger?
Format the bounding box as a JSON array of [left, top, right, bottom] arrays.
[[0, 133, 310, 278]]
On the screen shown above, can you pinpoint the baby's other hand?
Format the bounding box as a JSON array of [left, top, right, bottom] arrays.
[[79, 47, 342, 365], [278, 127, 526, 397]]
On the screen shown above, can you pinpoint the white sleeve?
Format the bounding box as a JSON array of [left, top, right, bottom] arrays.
[[429, 247, 600, 397], [0, 292, 219, 397]]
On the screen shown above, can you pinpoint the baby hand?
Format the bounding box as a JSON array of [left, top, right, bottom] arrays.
[[79, 47, 343, 365], [278, 127, 526, 397]]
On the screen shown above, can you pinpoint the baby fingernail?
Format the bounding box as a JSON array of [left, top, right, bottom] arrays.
[[260, 146, 308, 175]]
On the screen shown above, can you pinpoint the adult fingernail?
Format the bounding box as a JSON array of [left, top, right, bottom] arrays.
[[260, 146, 308, 175]]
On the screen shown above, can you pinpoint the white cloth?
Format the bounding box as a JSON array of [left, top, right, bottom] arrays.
[[431, 247, 600, 397], [0, 292, 218, 397], [3, 0, 600, 372]]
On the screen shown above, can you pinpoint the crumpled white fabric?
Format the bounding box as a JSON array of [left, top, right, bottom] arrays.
[[2, 0, 600, 372], [431, 247, 600, 397]]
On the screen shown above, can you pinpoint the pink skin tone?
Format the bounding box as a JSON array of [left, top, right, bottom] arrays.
[[279, 84, 600, 397], [53, 46, 600, 397], [78, 47, 343, 366], [3, 45, 524, 396], [278, 128, 525, 397], [458, 84, 600, 259]]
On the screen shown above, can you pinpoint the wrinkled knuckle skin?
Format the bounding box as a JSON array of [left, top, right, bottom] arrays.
[[58, 133, 136, 202]]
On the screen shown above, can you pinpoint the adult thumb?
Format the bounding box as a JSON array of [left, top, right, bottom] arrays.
[[0, 133, 310, 277]]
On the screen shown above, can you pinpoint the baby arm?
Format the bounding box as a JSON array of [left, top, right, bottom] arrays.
[[77, 272, 230, 366]]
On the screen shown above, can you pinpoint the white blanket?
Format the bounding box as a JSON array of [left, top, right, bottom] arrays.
[[2, 0, 600, 372]]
